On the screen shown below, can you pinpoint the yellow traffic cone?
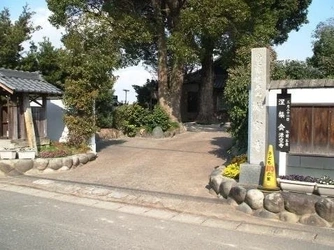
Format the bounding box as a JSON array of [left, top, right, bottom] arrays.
[[262, 145, 279, 190]]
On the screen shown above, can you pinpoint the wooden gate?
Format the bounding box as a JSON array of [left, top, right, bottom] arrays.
[[290, 105, 334, 156]]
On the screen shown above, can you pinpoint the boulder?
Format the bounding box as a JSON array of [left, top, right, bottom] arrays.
[[62, 157, 73, 168], [43, 168, 55, 174], [0, 161, 14, 174], [299, 214, 331, 228], [226, 197, 238, 207], [220, 179, 237, 198], [152, 126, 164, 138], [7, 169, 22, 176], [237, 202, 253, 214], [282, 192, 320, 215], [14, 160, 33, 173], [229, 186, 247, 204], [25, 168, 40, 175], [72, 155, 80, 167], [279, 211, 299, 224], [33, 158, 49, 171], [48, 158, 63, 170], [78, 154, 89, 164], [315, 198, 334, 223], [210, 174, 223, 194], [58, 166, 70, 171], [253, 209, 278, 219], [264, 192, 285, 213], [245, 189, 264, 210], [86, 153, 97, 161], [209, 167, 224, 179]]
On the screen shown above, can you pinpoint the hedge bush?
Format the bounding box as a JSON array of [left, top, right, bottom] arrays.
[[113, 104, 177, 137]]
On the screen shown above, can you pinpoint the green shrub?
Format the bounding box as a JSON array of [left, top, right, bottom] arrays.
[[113, 104, 176, 136], [144, 106, 171, 132], [222, 154, 247, 179], [38, 141, 89, 158], [113, 104, 149, 136]]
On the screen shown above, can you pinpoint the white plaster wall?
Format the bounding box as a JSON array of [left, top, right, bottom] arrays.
[[268, 88, 334, 177], [46, 99, 67, 142], [46, 99, 96, 153]]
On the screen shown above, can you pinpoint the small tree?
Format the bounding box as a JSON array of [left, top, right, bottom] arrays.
[[62, 15, 120, 146], [0, 5, 39, 68], [133, 79, 158, 110], [308, 18, 334, 77]]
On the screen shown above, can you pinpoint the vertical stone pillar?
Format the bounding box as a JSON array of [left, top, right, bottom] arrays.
[[240, 48, 270, 185], [248, 47, 270, 164]]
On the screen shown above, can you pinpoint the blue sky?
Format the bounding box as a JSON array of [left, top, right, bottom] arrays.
[[1, 0, 333, 102]]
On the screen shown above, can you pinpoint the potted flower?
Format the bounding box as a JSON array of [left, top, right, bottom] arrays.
[[0, 148, 17, 159], [278, 175, 317, 195], [17, 147, 36, 159], [315, 175, 334, 197]]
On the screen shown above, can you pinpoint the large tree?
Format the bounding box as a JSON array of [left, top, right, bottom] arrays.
[[0, 5, 38, 68], [308, 18, 334, 77], [20, 38, 66, 89], [222, 0, 312, 150], [181, 0, 312, 123], [47, 0, 191, 122], [47, 0, 312, 127]]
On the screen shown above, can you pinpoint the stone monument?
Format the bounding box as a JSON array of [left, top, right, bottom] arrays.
[[239, 47, 270, 185]]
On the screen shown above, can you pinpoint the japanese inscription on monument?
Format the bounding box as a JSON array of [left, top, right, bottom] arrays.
[[276, 93, 291, 152]]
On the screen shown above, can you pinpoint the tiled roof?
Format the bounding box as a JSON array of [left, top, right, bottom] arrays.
[[0, 68, 63, 95]]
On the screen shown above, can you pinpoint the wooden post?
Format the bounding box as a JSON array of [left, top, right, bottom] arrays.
[[42, 95, 47, 138], [10, 95, 18, 140], [23, 94, 37, 151]]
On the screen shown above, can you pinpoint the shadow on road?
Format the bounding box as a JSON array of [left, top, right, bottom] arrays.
[[96, 139, 127, 152], [209, 136, 234, 161]]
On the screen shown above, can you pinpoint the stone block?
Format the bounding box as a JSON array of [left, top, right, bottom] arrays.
[[239, 163, 262, 186]]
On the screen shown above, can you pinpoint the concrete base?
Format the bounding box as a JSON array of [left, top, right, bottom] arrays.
[[239, 163, 263, 186]]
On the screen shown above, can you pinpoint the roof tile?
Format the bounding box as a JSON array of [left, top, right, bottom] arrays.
[[0, 68, 62, 95]]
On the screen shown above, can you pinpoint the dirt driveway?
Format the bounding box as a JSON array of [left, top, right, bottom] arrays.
[[42, 125, 233, 198]]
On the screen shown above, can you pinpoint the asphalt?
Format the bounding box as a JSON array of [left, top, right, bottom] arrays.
[[0, 123, 333, 246]]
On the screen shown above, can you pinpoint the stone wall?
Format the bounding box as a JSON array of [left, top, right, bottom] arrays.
[[0, 153, 97, 177], [210, 167, 334, 228]]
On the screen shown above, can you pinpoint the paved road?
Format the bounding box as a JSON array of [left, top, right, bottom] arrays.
[[41, 126, 233, 198], [0, 190, 332, 250]]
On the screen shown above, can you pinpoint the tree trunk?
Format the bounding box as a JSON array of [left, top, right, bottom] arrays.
[[169, 61, 184, 121], [153, 0, 183, 122], [197, 46, 214, 124], [152, 0, 176, 121]]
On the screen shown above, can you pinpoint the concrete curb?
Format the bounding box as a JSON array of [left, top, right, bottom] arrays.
[[0, 179, 333, 247]]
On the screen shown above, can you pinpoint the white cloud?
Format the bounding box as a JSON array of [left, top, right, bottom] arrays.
[[114, 66, 155, 104], [22, 7, 64, 50], [21, 7, 155, 103]]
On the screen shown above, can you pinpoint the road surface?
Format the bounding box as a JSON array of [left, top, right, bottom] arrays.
[[0, 190, 332, 250]]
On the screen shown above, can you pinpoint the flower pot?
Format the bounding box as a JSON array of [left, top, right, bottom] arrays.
[[315, 184, 334, 197], [0, 150, 17, 159], [279, 179, 316, 195], [18, 151, 36, 159]]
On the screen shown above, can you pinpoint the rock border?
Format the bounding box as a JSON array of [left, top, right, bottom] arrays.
[[209, 166, 334, 228], [0, 152, 97, 176]]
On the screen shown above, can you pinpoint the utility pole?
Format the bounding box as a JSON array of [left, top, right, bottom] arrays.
[[123, 89, 129, 104]]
